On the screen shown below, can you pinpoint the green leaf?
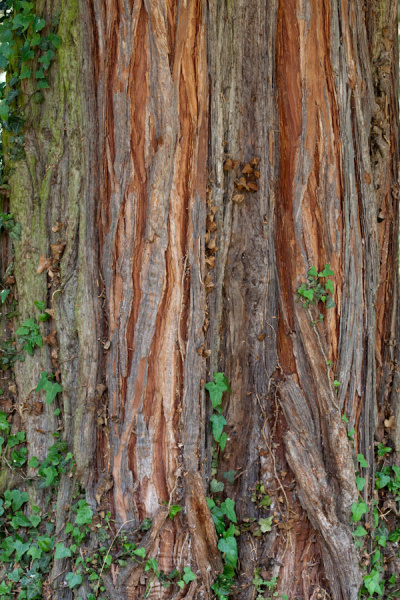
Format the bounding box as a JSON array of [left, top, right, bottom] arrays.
[[10, 510, 31, 528], [55, 543, 72, 559], [223, 470, 236, 485], [219, 432, 228, 451], [357, 454, 368, 468], [28, 456, 39, 468], [12, 13, 34, 32], [34, 300, 46, 310], [35, 372, 48, 392], [364, 570, 382, 596], [182, 567, 196, 584], [48, 33, 61, 48], [0, 102, 10, 121], [377, 534, 386, 547], [258, 517, 273, 533], [169, 505, 181, 519], [177, 580, 185, 589], [65, 572, 82, 589], [29, 514, 41, 528], [0, 289, 10, 303], [37, 79, 50, 90], [319, 264, 334, 277], [325, 280, 334, 294], [4, 489, 29, 511], [353, 526, 367, 537], [308, 266, 318, 277], [0, 29, 12, 43], [375, 472, 390, 489], [388, 529, 400, 543], [37, 536, 53, 552], [325, 296, 336, 309], [217, 536, 238, 568], [351, 501, 369, 522], [43, 380, 62, 405], [302, 289, 314, 301], [205, 374, 230, 409], [210, 414, 227, 442], [333, 380, 340, 388], [32, 17, 46, 33], [221, 497, 237, 523], [141, 517, 152, 531], [377, 444, 392, 457], [210, 479, 224, 493], [133, 547, 146, 558], [30, 32, 41, 46], [75, 500, 92, 525], [355, 476, 366, 491]]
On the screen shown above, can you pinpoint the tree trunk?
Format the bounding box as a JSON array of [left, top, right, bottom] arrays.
[[0, 0, 398, 599]]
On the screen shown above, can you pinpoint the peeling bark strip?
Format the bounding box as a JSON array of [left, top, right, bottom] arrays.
[[2, 0, 398, 598]]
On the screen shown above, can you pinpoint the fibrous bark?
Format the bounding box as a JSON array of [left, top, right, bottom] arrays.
[[1, 0, 398, 599]]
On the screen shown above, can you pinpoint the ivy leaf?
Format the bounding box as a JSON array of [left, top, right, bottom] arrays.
[[168, 505, 181, 519], [308, 266, 318, 277], [205, 375, 229, 409], [325, 280, 334, 294], [319, 264, 334, 277], [182, 567, 196, 584], [66, 572, 83, 589], [4, 489, 28, 511], [29, 514, 41, 528], [29, 456, 39, 468], [12, 13, 34, 32], [75, 500, 93, 525], [210, 414, 227, 442], [37, 536, 53, 552], [133, 547, 146, 558], [353, 526, 367, 537], [219, 432, 228, 451], [13, 540, 30, 561], [221, 497, 237, 523], [217, 536, 238, 568], [37, 78, 50, 90], [48, 33, 61, 48], [223, 470, 236, 485], [55, 543, 72, 559], [0, 101, 10, 121], [375, 473, 390, 489], [303, 288, 314, 301], [32, 17, 46, 33], [43, 380, 62, 405], [258, 517, 273, 533], [377, 444, 392, 457], [351, 501, 369, 522], [325, 297, 336, 309], [355, 476, 366, 491], [364, 570, 382, 596], [210, 479, 224, 493], [357, 454, 368, 469], [30, 32, 41, 46], [0, 28, 12, 42]]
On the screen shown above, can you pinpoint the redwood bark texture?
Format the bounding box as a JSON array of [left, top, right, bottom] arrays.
[[1, 0, 399, 599]]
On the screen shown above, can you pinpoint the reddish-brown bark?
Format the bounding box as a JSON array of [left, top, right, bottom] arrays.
[[1, 0, 398, 599]]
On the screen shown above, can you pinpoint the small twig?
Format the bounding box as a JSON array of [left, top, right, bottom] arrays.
[[95, 518, 136, 597]]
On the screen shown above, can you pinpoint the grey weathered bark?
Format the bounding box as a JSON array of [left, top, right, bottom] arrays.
[[0, 0, 398, 599]]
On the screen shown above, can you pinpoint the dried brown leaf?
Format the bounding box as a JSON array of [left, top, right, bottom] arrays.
[[37, 254, 52, 274]]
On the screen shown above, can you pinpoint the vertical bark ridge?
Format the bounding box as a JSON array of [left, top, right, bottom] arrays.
[[91, 0, 217, 594]]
